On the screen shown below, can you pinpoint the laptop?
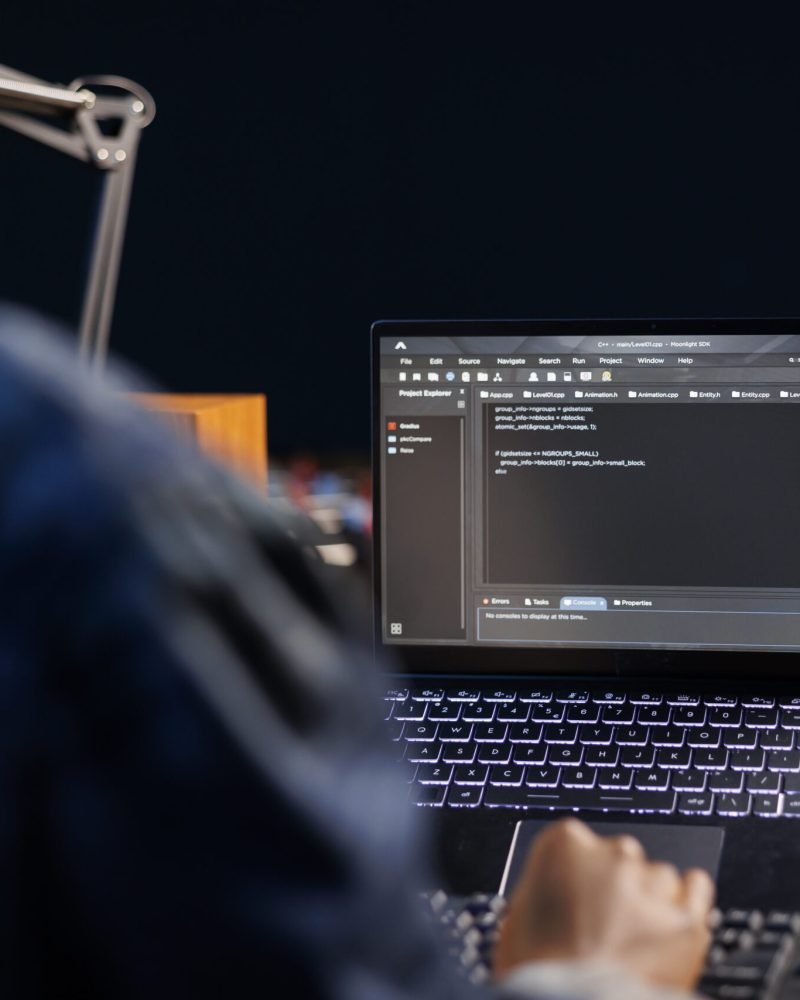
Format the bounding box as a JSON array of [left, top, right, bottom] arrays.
[[371, 319, 800, 910]]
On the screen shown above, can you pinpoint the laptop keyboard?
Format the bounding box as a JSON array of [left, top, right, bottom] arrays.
[[385, 685, 800, 818]]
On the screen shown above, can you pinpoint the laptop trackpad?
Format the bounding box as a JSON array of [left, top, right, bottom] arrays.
[[499, 821, 725, 895]]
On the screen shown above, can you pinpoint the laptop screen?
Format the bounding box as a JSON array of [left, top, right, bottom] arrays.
[[373, 322, 800, 660]]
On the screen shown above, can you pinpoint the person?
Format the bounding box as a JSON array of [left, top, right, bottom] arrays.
[[0, 305, 713, 999]]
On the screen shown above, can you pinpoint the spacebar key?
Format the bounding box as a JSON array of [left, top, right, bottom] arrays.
[[484, 786, 676, 814]]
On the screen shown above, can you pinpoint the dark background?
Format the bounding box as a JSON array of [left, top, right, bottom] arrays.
[[3, 5, 799, 454]]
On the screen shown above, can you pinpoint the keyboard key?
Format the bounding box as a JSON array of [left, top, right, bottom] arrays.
[[525, 766, 560, 788], [741, 696, 775, 709], [591, 691, 627, 704], [508, 723, 542, 743], [724, 728, 759, 750], [454, 764, 488, 785], [462, 703, 496, 722], [395, 702, 428, 721], [439, 723, 473, 742], [657, 747, 692, 769], [694, 748, 728, 770], [598, 769, 634, 790], [704, 695, 739, 707], [782, 797, 800, 818], [730, 749, 765, 771], [745, 709, 779, 729], [497, 703, 530, 723], [579, 725, 614, 746], [489, 765, 524, 786], [666, 693, 701, 706], [753, 796, 782, 817], [756, 931, 795, 950], [428, 702, 462, 721], [715, 793, 751, 817], [512, 744, 548, 766], [767, 751, 800, 772], [474, 723, 508, 743], [411, 784, 446, 806], [635, 769, 671, 791], [779, 696, 800, 710], [442, 743, 477, 763], [673, 706, 707, 726], [446, 688, 481, 702], [760, 730, 794, 750], [678, 792, 714, 815], [477, 744, 511, 765], [543, 724, 578, 744], [620, 747, 655, 768], [447, 785, 483, 807], [412, 688, 445, 701], [629, 692, 664, 705], [483, 786, 675, 813], [651, 726, 685, 747], [672, 769, 707, 791], [637, 705, 671, 725], [708, 771, 745, 793], [562, 767, 597, 789], [518, 690, 553, 703], [782, 773, 800, 795], [617, 726, 649, 746], [384, 687, 409, 701], [568, 704, 600, 724], [781, 710, 800, 729], [603, 705, 636, 725], [483, 689, 517, 702], [765, 912, 800, 931], [554, 690, 589, 703], [549, 745, 584, 766], [584, 746, 619, 767], [708, 707, 743, 727], [687, 728, 721, 748], [531, 704, 565, 723], [417, 763, 453, 785], [446, 787, 489, 815], [406, 743, 441, 763], [405, 722, 438, 742], [746, 772, 781, 794], [383, 702, 394, 721]]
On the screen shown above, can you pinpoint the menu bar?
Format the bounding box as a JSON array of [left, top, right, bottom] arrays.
[[382, 353, 800, 368]]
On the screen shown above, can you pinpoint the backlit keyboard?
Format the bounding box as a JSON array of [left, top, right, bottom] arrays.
[[386, 686, 800, 818]]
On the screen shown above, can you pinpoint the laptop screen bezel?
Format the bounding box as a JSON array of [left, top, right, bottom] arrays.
[[371, 317, 800, 680]]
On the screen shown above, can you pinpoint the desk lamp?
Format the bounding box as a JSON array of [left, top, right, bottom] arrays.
[[0, 64, 155, 369]]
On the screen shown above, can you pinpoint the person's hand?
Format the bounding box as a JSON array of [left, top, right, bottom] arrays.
[[494, 818, 714, 990]]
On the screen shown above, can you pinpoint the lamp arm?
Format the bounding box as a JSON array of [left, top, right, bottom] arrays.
[[0, 67, 155, 368], [0, 63, 95, 113]]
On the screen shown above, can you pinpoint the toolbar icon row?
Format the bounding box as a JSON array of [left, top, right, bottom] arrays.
[[396, 370, 613, 382]]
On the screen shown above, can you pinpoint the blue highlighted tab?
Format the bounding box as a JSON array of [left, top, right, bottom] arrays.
[[560, 597, 607, 611]]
